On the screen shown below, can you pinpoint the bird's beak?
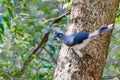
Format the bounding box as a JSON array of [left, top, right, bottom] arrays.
[[50, 27, 60, 38], [54, 32, 58, 38], [54, 31, 59, 38], [54, 35, 57, 38]]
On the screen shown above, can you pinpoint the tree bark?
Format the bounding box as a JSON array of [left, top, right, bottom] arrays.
[[54, 0, 119, 80]]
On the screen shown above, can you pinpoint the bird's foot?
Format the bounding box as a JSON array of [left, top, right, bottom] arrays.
[[73, 49, 83, 58]]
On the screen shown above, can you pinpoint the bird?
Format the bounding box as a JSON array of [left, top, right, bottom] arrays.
[[54, 24, 114, 57]]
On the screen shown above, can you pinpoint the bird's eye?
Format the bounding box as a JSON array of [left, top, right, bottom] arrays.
[[58, 33, 63, 37]]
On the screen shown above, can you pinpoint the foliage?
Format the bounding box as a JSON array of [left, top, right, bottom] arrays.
[[0, 0, 68, 79], [0, 0, 119, 80], [116, 8, 120, 23]]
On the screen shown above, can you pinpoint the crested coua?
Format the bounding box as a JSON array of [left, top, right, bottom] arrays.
[[55, 24, 113, 57]]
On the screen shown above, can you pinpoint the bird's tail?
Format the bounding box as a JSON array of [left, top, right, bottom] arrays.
[[89, 24, 113, 38]]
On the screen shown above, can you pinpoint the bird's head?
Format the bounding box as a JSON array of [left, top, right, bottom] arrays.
[[55, 33, 64, 40], [50, 27, 64, 40]]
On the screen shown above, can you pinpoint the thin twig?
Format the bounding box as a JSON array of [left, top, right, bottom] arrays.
[[48, 10, 69, 27], [44, 47, 57, 64], [20, 32, 50, 74], [30, 42, 47, 62], [102, 74, 120, 80]]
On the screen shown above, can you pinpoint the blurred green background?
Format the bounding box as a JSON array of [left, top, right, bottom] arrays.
[[0, 0, 119, 80]]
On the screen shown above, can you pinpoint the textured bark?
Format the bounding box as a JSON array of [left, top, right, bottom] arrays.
[[54, 0, 119, 80]]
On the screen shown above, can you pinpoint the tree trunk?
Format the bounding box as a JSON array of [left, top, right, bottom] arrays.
[[54, 0, 119, 80]]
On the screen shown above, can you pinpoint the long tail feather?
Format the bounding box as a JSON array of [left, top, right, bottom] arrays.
[[89, 24, 113, 38]]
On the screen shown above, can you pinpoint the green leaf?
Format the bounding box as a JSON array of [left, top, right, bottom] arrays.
[[39, 74, 45, 80], [32, 0, 35, 2], [48, 44, 55, 53], [3, 17, 11, 29], [7, 7, 14, 18], [70, 0, 73, 3], [50, 53, 54, 59], [0, 35, 3, 43], [0, 23, 4, 35], [22, 3, 27, 11]]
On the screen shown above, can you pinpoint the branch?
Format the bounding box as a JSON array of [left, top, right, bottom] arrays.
[[48, 10, 69, 27], [20, 10, 69, 76], [102, 74, 120, 80], [30, 42, 47, 62], [20, 32, 50, 74], [44, 47, 57, 64]]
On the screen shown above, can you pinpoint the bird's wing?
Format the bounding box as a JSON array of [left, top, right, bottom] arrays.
[[63, 35, 74, 46], [72, 32, 89, 45], [63, 32, 88, 46]]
